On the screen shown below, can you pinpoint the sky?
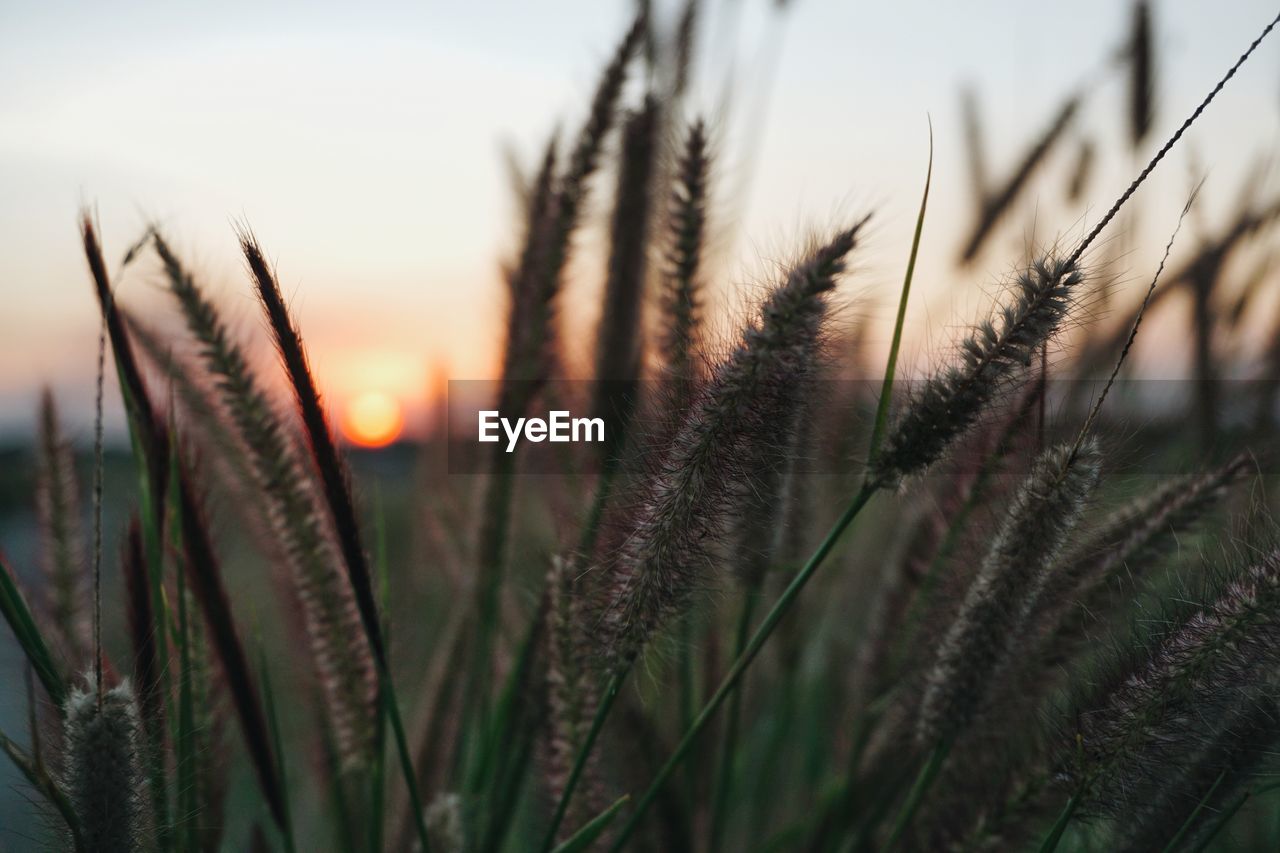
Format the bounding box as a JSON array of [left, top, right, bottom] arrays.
[[2, 0, 1279, 440]]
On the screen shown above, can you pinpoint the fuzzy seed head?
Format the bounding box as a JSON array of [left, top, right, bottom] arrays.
[[660, 119, 710, 410], [63, 679, 146, 853], [595, 221, 867, 667], [155, 233, 377, 770], [917, 440, 1101, 745], [423, 793, 463, 853], [35, 389, 90, 661], [1071, 547, 1280, 807], [1037, 455, 1247, 661], [873, 258, 1084, 487]]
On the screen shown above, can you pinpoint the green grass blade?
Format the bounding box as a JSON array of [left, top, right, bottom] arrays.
[[257, 638, 297, 853], [383, 667, 431, 852], [470, 596, 545, 794], [0, 556, 67, 711], [1037, 794, 1079, 853], [708, 591, 759, 851], [1183, 781, 1280, 853], [552, 794, 631, 853], [1, 726, 83, 850], [1162, 769, 1227, 853], [474, 597, 548, 850], [866, 120, 933, 465], [479, 721, 538, 853], [175, 555, 198, 853], [884, 739, 950, 849], [317, 709, 359, 853]]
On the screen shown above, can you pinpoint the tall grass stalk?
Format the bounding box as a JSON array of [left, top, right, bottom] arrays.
[[155, 232, 378, 773], [468, 13, 648, 743], [541, 224, 868, 842], [866, 119, 932, 465], [538, 671, 625, 852], [884, 739, 951, 850], [604, 32, 1269, 836], [707, 590, 757, 851], [35, 390, 89, 661], [243, 233, 429, 851], [0, 555, 68, 710]]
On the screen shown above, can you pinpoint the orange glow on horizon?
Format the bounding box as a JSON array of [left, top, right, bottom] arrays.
[[342, 391, 405, 448]]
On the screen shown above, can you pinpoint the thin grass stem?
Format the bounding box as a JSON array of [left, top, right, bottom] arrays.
[[1037, 794, 1079, 853], [708, 591, 759, 851], [1162, 769, 1227, 853], [539, 669, 627, 852], [867, 120, 932, 465], [884, 739, 950, 850]]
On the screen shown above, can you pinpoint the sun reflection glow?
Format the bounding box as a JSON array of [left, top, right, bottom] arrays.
[[341, 391, 405, 448]]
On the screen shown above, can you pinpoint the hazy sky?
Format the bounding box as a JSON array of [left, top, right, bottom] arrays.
[[3, 0, 1279, 439]]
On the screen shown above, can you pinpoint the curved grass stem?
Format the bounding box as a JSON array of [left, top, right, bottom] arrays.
[[708, 590, 759, 851], [1162, 770, 1226, 853], [1037, 793, 1080, 853], [866, 119, 932, 465], [884, 739, 950, 850]]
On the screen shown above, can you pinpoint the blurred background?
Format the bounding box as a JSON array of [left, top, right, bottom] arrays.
[[5, 0, 1280, 846]]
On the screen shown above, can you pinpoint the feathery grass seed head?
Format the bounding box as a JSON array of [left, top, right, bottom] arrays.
[[917, 439, 1102, 745], [62, 677, 146, 853], [35, 389, 89, 661], [154, 231, 377, 771], [1069, 545, 1280, 808], [660, 119, 710, 410], [872, 257, 1084, 487], [595, 220, 868, 667]]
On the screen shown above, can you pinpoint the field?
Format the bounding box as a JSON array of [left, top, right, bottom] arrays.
[[6, 2, 1280, 851]]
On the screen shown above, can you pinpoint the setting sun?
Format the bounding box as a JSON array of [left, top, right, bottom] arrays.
[[341, 391, 405, 448]]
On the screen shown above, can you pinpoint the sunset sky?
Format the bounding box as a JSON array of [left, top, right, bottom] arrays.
[[3, 0, 1279, 441]]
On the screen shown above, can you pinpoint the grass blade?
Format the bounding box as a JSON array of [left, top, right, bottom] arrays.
[[867, 119, 932, 465], [0, 726, 83, 850], [0, 556, 67, 710], [552, 794, 631, 853], [175, 456, 291, 838]]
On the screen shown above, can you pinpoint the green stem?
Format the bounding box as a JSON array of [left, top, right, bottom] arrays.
[[1037, 794, 1079, 853], [884, 739, 950, 850], [0, 727, 83, 850], [811, 688, 896, 847], [538, 669, 628, 853], [608, 483, 878, 850], [256, 642, 296, 853], [1162, 770, 1226, 853], [578, 465, 619, 557], [865, 122, 932, 464], [709, 591, 759, 851], [382, 664, 431, 853], [1186, 781, 1280, 853], [480, 723, 538, 853], [464, 449, 518, 761]]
